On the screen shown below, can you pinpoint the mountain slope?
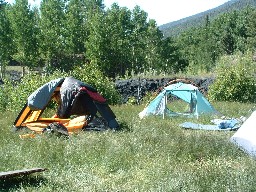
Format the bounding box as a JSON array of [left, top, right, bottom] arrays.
[[159, 0, 256, 37]]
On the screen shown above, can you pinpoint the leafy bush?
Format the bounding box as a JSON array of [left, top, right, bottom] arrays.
[[0, 64, 120, 112], [71, 63, 121, 105], [0, 80, 13, 111], [126, 96, 137, 105], [208, 53, 256, 102], [1, 70, 69, 112], [140, 91, 158, 105]]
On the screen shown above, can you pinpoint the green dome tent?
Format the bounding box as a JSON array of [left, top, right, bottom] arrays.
[[139, 82, 218, 119]]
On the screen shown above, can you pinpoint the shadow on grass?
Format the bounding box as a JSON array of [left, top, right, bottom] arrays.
[[0, 176, 48, 191], [117, 120, 132, 132], [82, 119, 132, 132]]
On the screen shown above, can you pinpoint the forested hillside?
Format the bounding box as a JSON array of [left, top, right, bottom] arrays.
[[159, 0, 256, 37]]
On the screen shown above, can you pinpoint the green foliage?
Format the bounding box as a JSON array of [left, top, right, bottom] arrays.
[[71, 64, 121, 105], [126, 96, 137, 105], [140, 91, 158, 105], [0, 80, 12, 111], [4, 1, 256, 78], [0, 65, 120, 112], [64, 0, 88, 54], [86, 4, 136, 78], [39, 0, 66, 67], [8, 0, 40, 68], [175, 7, 256, 74], [208, 53, 256, 102], [246, 8, 256, 50], [85, 3, 180, 78], [161, 37, 189, 74], [0, 2, 14, 78], [1, 70, 69, 112]]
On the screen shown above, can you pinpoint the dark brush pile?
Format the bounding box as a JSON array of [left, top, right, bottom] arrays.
[[115, 77, 215, 104]]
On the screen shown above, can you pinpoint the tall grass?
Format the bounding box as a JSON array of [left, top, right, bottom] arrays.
[[0, 102, 256, 191]]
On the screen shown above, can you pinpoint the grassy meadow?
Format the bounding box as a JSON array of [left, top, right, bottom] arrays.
[[0, 101, 256, 191]]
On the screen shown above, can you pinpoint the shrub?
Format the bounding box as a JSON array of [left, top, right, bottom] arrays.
[[1, 70, 69, 112], [0, 80, 13, 111], [208, 53, 256, 103], [0, 64, 120, 112], [126, 96, 137, 105], [71, 63, 121, 105]]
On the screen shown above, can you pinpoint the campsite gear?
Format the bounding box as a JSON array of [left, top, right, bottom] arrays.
[[13, 77, 119, 136], [43, 122, 69, 136], [0, 168, 46, 179], [230, 111, 256, 157], [180, 119, 240, 131], [19, 133, 36, 139], [139, 81, 219, 119], [210, 118, 239, 129], [84, 117, 110, 131]]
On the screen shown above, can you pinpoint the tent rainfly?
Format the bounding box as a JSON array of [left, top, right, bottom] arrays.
[[230, 111, 256, 157], [139, 82, 218, 119]]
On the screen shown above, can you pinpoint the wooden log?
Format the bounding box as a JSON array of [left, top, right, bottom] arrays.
[[0, 168, 47, 179]]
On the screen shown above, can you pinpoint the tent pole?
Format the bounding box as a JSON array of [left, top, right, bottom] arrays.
[[163, 92, 167, 119], [196, 90, 199, 119]]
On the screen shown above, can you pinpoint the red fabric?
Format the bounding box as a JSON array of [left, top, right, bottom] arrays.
[[79, 87, 87, 92], [52, 114, 59, 118], [79, 87, 106, 103]]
